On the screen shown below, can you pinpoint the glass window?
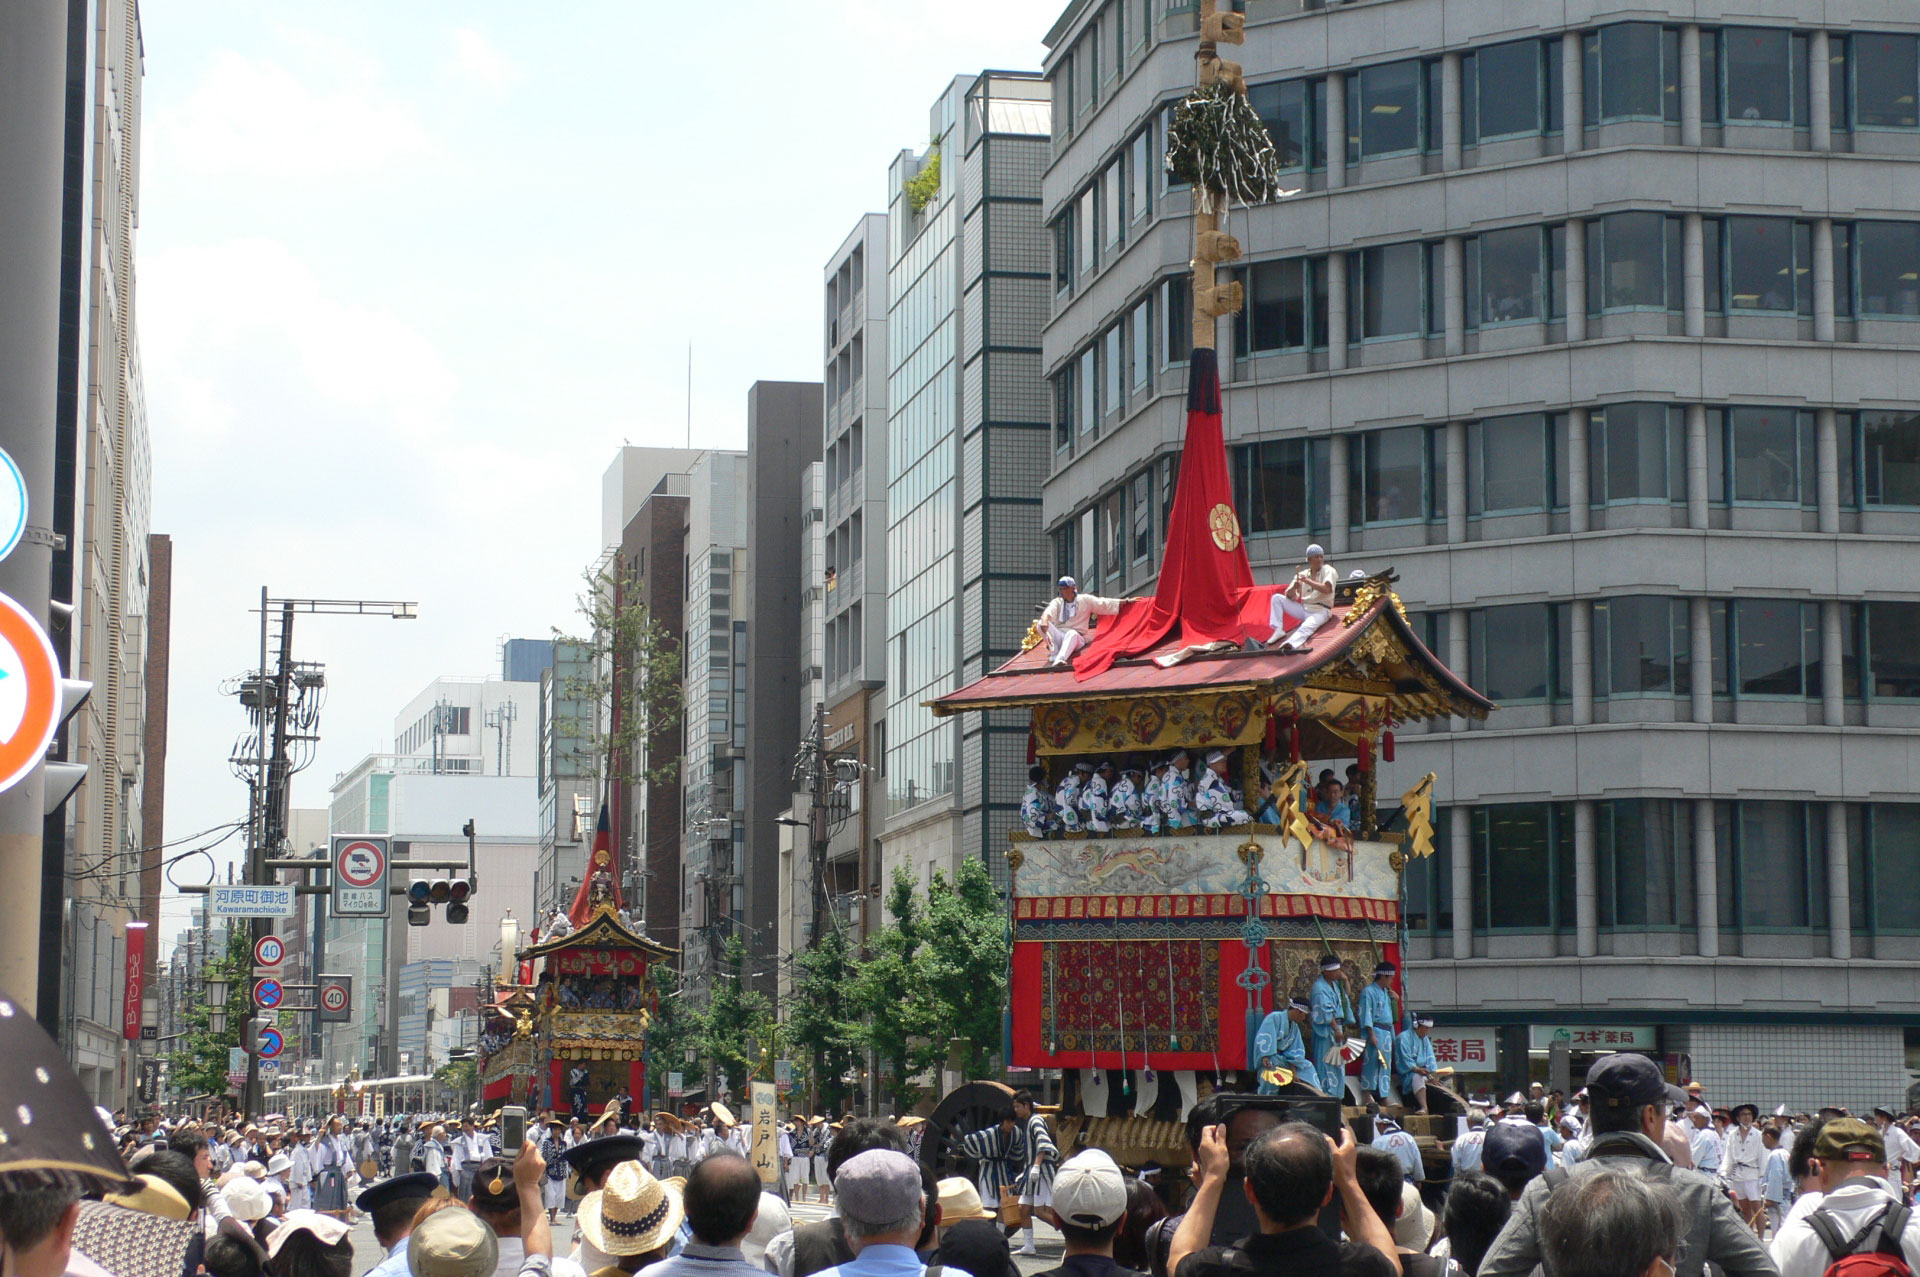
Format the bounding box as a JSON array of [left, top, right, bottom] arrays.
[[1077, 187, 1097, 277], [1702, 217, 1723, 312], [1104, 488, 1124, 582], [1470, 804, 1575, 932], [1162, 102, 1189, 192], [1737, 802, 1821, 929], [1596, 799, 1695, 928], [1236, 258, 1322, 354], [1102, 325, 1122, 418], [1429, 427, 1448, 520], [1868, 602, 1920, 698], [1079, 506, 1097, 589], [1830, 35, 1852, 132], [1584, 24, 1672, 124], [1347, 60, 1422, 161], [1722, 27, 1798, 125], [1468, 603, 1557, 702], [1165, 276, 1192, 365], [1834, 223, 1855, 316], [1053, 211, 1074, 292], [1077, 347, 1097, 436], [1129, 130, 1151, 223], [1350, 243, 1424, 341], [1470, 40, 1545, 140], [1724, 406, 1812, 505], [1720, 598, 1820, 697], [1466, 227, 1544, 327], [1587, 212, 1671, 311], [1594, 596, 1689, 697], [1863, 411, 1920, 506], [1402, 811, 1452, 934], [1864, 805, 1920, 933], [1103, 161, 1123, 252], [1468, 413, 1559, 515], [1426, 242, 1447, 335], [1131, 298, 1152, 391], [1700, 30, 1721, 124], [1233, 438, 1331, 536], [1352, 426, 1429, 525], [1426, 61, 1445, 152], [1052, 369, 1073, 451], [1130, 470, 1153, 563], [1591, 403, 1683, 503], [1724, 217, 1799, 312], [1855, 33, 1919, 129], [1249, 78, 1320, 170], [1855, 221, 1920, 317]]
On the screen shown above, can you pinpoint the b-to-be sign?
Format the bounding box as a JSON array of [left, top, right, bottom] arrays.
[[331, 837, 389, 918]]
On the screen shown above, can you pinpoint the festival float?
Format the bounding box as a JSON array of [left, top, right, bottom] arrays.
[[917, 0, 1495, 1174], [481, 809, 674, 1113]]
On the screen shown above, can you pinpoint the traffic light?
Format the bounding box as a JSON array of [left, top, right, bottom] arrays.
[[446, 878, 471, 925], [404, 877, 473, 924], [244, 1016, 266, 1054]]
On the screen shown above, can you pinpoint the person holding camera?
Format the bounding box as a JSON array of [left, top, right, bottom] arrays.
[[1166, 1120, 1399, 1277]]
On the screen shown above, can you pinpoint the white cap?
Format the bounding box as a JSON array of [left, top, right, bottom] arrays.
[[1205, 749, 1228, 765], [1058, 576, 1077, 589], [1052, 1149, 1127, 1228], [1348, 569, 1367, 579], [1306, 544, 1326, 557]]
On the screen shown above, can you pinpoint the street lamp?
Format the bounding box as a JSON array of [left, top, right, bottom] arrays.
[[206, 975, 231, 1037]]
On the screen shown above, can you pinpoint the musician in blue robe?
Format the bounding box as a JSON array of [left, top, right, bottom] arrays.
[[1309, 954, 1349, 1095], [1252, 997, 1313, 1094], [1394, 1013, 1440, 1113], [1357, 960, 1398, 1102]]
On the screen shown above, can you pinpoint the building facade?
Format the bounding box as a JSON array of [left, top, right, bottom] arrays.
[[392, 676, 541, 779], [1040, 0, 1920, 1108], [880, 71, 1055, 896]]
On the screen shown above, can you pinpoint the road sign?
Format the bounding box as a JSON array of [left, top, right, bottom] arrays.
[[667, 1071, 684, 1098], [253, 978, 284, 1008], [0, 448, 26, 564], [138, 1058, 160, 1104], [331, 836, 390, 918], [317, 974, 352, 1024], [254, 935, 285, 967], [209, 885, 295, 917], [258, 1026, 284, 1059], [259, 1059, 280, 1077], [0, 592, 63, 797]]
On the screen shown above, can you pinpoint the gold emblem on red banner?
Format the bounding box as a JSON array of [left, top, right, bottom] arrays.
[[1208, 503, 1241, 551]]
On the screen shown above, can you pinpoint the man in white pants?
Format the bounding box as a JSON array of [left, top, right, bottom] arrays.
[[1039, 577, 1138, 667], [1268, 544, 1337, 650]]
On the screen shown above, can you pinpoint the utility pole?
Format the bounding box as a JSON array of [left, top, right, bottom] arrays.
[[805, 705, 830, 950]]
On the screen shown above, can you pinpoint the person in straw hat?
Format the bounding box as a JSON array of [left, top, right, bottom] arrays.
[[929, 1178, 1018, 1277], [574, 1161, 685, 1277]]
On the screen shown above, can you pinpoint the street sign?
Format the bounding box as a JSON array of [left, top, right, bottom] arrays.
[[209, 885, 295, 917], [138, 1059, 159, 1103], [259, 1059, 280, 1077], [254, 935, 285, 967], [252, 978, 284, 1009], [667, 1071, 684, 1098], [258, 1009, 278, 1028], [0, 448, 27, 564], [0, 592, 63, 797], [774, 1059, 792, 1089], [331, 836, 390, 918], [257, 1026, 284, 1058], [317, 974, 352, 1023], [228, 1047, 247, 1076]]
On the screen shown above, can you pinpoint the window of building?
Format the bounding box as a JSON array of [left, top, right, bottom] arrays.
[[1590, 402, 1685, 503], [1079, 506, 1097, 590], [1129, 129, 1151, 224], [1131, 469, 1153, 564], [1081, 25, 1101, 117], [1053, 368, 1074, 452], [1348, 243, 1425, 341], [1078, 347, 1098, 436], [1104, 488, 1125, 584], [1163, 276, 1192, 365], [1833, 223, 1855, 316], [1053, 210, 1075, 293], [1232, 437, 1332, 536], [1710, 598, 1822, 698], [1583, 23, 1681, 125], [1714, 800, 1828, 931], [1467, 603, 1566, 703], [1854, 221, 1920, 317], [1586, 212, 1682, 312], [1053, 520, 1075, 580], [1830, 35, 1852, 132], [1346, 60, 1423, 162], [1235, 257, 1328, 354], [1848, 804, 1920, 933], [1425, 242, 1446, 335], [1100, 325, 1123, 420], [1465, 226, 1559, 327], [1461, 38, 1561, 143], [1865, 602, 1920, 698], [1078, 186, 1097, 277], [1470, 803, 1576, 932], [1350, 425, 1438, 525], [1248, 77, 1324, 170], [1595, 799, 1696, 929], [1402, 809, 1452, 934], [1161, 101, 1189, 192], [1699, 29, 1722, 124], [1424, 61, 1444, 152], [1712, 406, 1815, 505], [1861, 411, 1920, 506], [1467, 413, 1565, 515], [1103, 159, 1124, 254], [1719, 27, 1809, 127], [1852, 33, 1919, 129], [1593, 596, 1691, 697], [1131, 298, 1153, 391], [1720, 216, 1810, 313]]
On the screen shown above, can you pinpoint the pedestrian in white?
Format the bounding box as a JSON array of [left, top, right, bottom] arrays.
[[1771, 1119, 1920, 1277], [1874, 1108, 1919, 1198], [1725, 1104, 1768, 1237]]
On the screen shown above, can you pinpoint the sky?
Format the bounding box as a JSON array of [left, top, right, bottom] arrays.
[[145, 1, 1048, 940]]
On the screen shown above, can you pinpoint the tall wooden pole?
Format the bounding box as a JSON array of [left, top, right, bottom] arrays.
[[1190, 0, 1247, 350]]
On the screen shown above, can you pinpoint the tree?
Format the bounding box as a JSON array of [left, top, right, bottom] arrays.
[[916, 857, 1011, 1079], [855, 865, 938, 1108], [555, 562, 684, 790], [702, 935, 771, 1098], [168, 928, 251, 1099], [436, 1060, 477, 1111], [646, 961, 706, 1103], [787, 926, 863, 1113]]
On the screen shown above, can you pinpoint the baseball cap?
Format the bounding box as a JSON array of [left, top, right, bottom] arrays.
[[1483, 1123, 1547, 1183], [1815, 1119, 1886, 1164], [1584, 1053, 1688, 1112], [1052, 1149, 1127, 1229]]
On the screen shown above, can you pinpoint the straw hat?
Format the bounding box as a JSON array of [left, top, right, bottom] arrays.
[[105, 1174, 192, 1221], [576, 1162, 684, 1258], [936, 1177, 994, 1222], [710, 1102, 736, 1127]]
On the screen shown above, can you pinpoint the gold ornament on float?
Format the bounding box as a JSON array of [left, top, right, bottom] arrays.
[[1208, 503, 1241, 551]]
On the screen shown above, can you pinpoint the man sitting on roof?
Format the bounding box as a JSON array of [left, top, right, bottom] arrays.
[[1266, 544, 1338, 651], [1039, 577, 1141, 667]]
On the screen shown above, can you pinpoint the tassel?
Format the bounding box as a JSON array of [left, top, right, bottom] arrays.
[[1381, 730, 1395, 763], [1264, 712, 1279, 753], [1026, 730, 1037, 765], [1358, 736, 1373, 773], [1288, 721, 1302, 763]]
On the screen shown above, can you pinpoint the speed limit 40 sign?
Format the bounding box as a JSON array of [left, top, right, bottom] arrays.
[[316, 974, 353, 1024], [331, 837, 389, 918]]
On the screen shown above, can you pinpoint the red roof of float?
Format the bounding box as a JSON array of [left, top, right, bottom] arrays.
[[928, 590, 1495, 719]]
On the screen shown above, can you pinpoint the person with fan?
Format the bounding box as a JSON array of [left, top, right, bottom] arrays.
[[1251, 998, 1313, 1096]]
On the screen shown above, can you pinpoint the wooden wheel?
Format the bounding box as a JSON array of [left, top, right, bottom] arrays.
[[919, 1080, 1016, 1178]]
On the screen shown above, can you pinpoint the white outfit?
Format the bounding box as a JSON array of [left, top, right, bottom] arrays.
[[1269, 562, 1337, 649], [1725, 1125, 1767, 1199], [1883, 1123, 1920, 1184], [1772, 1177, 1920, 1277], [1040, 592, 1126, 666]]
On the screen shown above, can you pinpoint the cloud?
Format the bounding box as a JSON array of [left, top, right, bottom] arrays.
[[150, 49, 434, 181], [450, 28, 520, 95]]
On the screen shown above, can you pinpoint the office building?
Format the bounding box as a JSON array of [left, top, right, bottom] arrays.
[[501, 638, 554, 686], [392, 676, 540, 778], [880, 71, 1055, 895], [1039, 0, 1920, 1108]]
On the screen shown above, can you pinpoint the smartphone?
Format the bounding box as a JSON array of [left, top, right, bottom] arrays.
[[501, 1106, 527, 1152]]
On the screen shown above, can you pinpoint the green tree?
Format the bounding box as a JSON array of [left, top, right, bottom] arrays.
[[787, 926, 863, 1113], [555, 562, 685, 789], [916, 857, 1010, 1078], [436, 1060, 477, 1111], [702, 936, 771, 1097], [646, 961, 706, 1102], [855, 865, 938, 1108], [167, 927, 251, 1099]]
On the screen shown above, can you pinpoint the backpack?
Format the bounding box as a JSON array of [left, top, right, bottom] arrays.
[[1808, 1201, 1913, 1277]]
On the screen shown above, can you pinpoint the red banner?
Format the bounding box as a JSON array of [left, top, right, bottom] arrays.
[[123, 922, 147, 1041]]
